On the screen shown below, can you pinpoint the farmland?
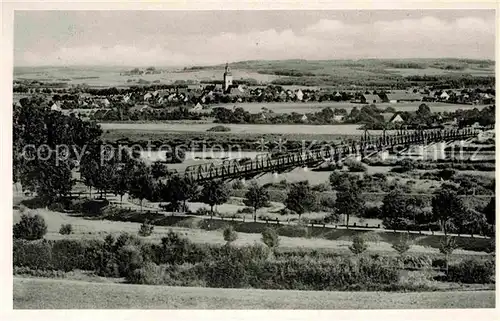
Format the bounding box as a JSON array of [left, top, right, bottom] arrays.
[[13, 278, 495, 309], [214, 101, 488, 114]]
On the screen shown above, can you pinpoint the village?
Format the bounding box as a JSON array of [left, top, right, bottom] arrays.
[[13, 63, 496, 128]]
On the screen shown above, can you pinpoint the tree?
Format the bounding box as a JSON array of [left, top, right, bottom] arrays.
[[165, 175, 199, 213], [151, 161, 169, 179], [484, 197, 495, 226], [223, 225, 238, 245], [13, 98, 102, 204], [381, 188, 420, 226], [243, 181, 270, 221], [111, 166, 130, 205], [432, 186, 467, 235], [439, 236, 457, 272], [392, 233, 412, 256], [13, 213, 47, 240], [261, 227, 280, 249], [335, 180, 364, 227], [128, 162, 154, 212], [200, 180, 229, 218], [284, 181, 317, 220], [349, 234, 368, 255]]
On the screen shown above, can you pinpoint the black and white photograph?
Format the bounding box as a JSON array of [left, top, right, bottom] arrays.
[[7, 5, 497, 312]]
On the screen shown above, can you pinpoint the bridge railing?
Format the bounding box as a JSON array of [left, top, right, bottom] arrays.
[[181, 127, 480, 181]]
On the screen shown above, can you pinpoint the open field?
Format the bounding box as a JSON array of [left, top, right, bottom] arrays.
[[100, 123, 396, 136], [215, 101, 489, 115], [11, 205, 489, 255], [13, 277, 495, 309]]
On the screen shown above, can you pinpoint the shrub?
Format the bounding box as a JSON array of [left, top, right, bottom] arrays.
[[349, 235, 368, 255], [13, 239, 53, 270], [127, 261, 164, 285], [447, 259, 495, 284], [116, 244, 144, 277], [261, 227, 280, 249], [432, 258, 448, 269], [138, 219, 154, 237], [363, 206, 382, 219], [345, 160, 367, 172], [195, 208, 211, 216], [13, 213, 47, 240], [223, 226, 238, 244], [200, 257, 249, 288], [59, 224, 73, 235], [236, 207, 254, 214], [127, 262, 205, 287], [231, 180, 245, 190], [207, 125, 231, 132], [402, 255, 432, 269]]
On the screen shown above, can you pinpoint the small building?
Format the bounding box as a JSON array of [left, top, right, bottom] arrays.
[[144, 92, 152, 101], [439, 91, 450, 100], [361, 94, 382, 104], [102, 98, 110, 107], [295, 89, 304, 101], [51, 102, 61, 111], [390, 114, 405, 124], [192, 102, 203, 111], [300, 114, 308, 122], [333, 115, 345, 122]]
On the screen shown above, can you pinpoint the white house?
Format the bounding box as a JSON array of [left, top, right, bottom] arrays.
[[193, 102, 203, 111], [51, 103, 61, 111], [333, 115, 345, 122], [144, 92, 152, 101], [440, 91, 450, 100], [390, 114, 405, 124], [102, 98, 110, 107], [295, 89, 304, 101], [300, 114, 308, 122]]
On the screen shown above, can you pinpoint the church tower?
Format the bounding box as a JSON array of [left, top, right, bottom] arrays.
[[223, 62, 233, 93]]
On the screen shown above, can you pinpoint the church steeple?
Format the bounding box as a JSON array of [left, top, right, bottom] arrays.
[[224, 62, 231, 76], [223, 62, 233, 92]]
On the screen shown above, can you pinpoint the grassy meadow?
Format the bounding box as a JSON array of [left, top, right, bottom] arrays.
[[13, 277, 495, 309]]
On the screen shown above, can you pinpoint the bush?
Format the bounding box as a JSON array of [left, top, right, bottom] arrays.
[[138, 220, 154, 237], [277, 224, 309, 238], [236, 207, 254, 214], [223, 226, 238, 244], [447, 259, 495, 284], [59, 224, 73, 235], [127, 262, 204, 287], [363, 206, 382, 219], [262, 227, 280, 248], [195, 208, 211, 216], [432, 258, 448, 269], [116, 245, 144, 277], [345, 160, 367, 172], [349, 235, 368, 255], [207, 125, 231, 132], [13, 239, 53, 270], [402, 255, 432, 270], [13, 213, 47, 240]]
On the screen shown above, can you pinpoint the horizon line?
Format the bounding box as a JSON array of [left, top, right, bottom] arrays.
[[13, 57, 496, 69]]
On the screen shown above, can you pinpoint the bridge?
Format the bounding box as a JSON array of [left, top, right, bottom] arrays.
[[181, 127, 485, 182]]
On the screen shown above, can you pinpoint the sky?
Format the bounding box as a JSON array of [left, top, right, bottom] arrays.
[[14, 10, 496, 67]]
